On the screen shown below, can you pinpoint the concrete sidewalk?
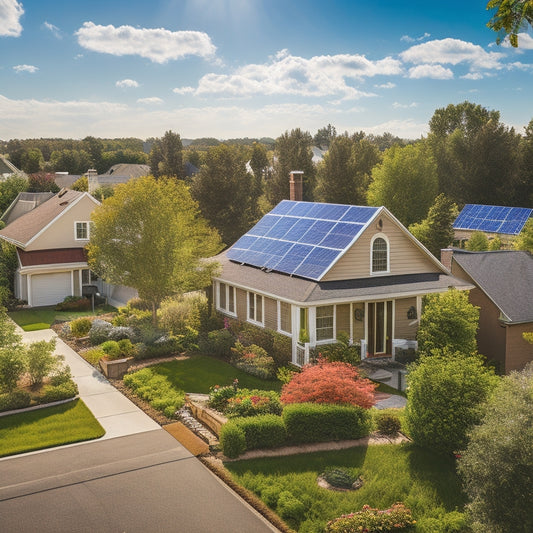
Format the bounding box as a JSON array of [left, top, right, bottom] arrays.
[[19, 328, 160, 440]]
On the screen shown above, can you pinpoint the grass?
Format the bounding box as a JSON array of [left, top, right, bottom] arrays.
[[225, 444, 466, 532], [0, 399, 105, 457], [141, 354, 283, 393], [373, 380, 407, 397], [9, 305, 116, 331]]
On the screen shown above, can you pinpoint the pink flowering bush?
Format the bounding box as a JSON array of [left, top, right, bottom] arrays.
[[230, 342, 276, 379], [225, 389, 282, 418], [325, 502, 415, 532]]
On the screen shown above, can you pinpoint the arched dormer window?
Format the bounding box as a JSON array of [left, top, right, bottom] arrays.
[[371, 234, 389, 274]]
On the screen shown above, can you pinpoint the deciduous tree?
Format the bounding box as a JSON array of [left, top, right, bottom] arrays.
[[88, 176, 222, 325], [487, 0, 533, 47], [458, 364, 533, 533], [149, 130, 184, 179], [280, 358, 376, 408], [367, 142, 438, 227], [513, 218, 533, 253], [466, 231, 489, 251]]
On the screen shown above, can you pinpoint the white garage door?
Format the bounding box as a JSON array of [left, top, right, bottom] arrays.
[[31, 272, 72, 307]]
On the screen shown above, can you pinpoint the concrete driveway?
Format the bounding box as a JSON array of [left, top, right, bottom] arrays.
[[0, 429, 278, 532]]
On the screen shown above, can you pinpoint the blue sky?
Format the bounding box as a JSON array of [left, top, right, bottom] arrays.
[[1, 0, 533, 140]]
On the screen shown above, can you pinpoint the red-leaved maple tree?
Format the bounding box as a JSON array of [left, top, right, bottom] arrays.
[[280, 358, 377, 408]]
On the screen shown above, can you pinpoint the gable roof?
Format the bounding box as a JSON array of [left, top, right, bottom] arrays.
[[0, 155, 22, 177], [453, 204, 532, 236], [227, 200, 444, 282], [0, 189, 99, 249], [452, 250, 533, 323], [1, 192, 55, 225], [100, 164, 150, 179]]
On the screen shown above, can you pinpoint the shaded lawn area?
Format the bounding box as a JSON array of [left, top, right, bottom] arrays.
[[146, 355, 283, 393], [9, 305, 116, 331], [226, 444, 466, 532], [0, 399, 105, 457]]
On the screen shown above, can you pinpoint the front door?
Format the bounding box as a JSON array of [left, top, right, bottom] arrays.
[[367, 301, 393, 357]]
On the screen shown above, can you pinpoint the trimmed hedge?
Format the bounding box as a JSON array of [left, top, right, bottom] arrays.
[[0, 390, 31, 412], [282, 403, 371, 444], [39, 380, 78, 403], [233, 415, 286, 450], [219, 421, 246, 458]]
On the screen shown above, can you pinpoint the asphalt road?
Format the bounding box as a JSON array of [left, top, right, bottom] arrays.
[[0, 429, 279, 533]]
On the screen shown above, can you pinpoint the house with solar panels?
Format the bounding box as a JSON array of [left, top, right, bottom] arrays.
[[453, 204, 532, 247], [214, 175, 473, 365]]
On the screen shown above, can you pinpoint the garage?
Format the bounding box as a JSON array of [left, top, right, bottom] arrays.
[[31, 272, 72, 307]]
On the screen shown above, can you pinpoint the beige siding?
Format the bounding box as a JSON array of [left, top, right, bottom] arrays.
[[27, 195, 97, 251], [505, 323, 533, 373], [394, 297, 417, 340], [264, 297, 278, 330], [235, 288, 247, 321], [322, 212, 440, 281], [336, 304, 350, 337], [353, 303, 365, 342]]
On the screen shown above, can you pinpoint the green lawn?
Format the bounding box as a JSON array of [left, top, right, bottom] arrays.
[[144, 355, 283, 393], [0, 399, 105, 457], [9, 305, 116, 331], [226, 444, 467, 532]]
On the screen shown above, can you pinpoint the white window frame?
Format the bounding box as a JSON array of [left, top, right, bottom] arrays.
[[370, 233, 390, 275], [277, 300, 292, 336], [75, 221, 90, 241], [315, 304, 336, 343], [247, 291, 264, 326], [217, 281, 236, 316]]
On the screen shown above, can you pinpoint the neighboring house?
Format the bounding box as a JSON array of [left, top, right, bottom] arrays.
[[453, 204, 532, 247], [0, 189, 99, 307], [0, 188, 138, 307], [0, 155, 26, 180], [213, 178, 472, 366], [54, 172, 81, 190], [442, 249, 533, 373], [87, 164, 151, 194]]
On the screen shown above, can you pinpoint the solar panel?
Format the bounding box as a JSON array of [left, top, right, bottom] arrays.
[[453, 204, 532, 236], [227, 200, 380, 281]]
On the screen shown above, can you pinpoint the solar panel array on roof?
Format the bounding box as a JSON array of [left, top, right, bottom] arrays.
[[227, 200, 379, 281], [453, 204, 532, 236]]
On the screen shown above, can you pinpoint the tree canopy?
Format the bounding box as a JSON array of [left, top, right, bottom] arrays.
[[88, 176, 222, 325], [487, 0, 533, 47]]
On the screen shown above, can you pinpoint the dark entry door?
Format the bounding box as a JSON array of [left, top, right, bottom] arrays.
[[367, 301, 393, 356]]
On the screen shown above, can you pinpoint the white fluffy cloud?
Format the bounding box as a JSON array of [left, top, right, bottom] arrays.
[[13, 64, 38, 74], [407, 64, 454, 79], [176, 49, 401, 99], [116, 79, 139, 88], [173, 86, 195, 95], [400, 38, 504, 71], [75, 22, 216, 64], [0, 0, 23, 37], [137, 97, 164, 105], [500, 32, 533, 49]]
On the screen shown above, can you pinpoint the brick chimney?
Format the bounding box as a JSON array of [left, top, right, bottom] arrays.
[[289, 171, 304, 201], [440, 248, 454, 271]]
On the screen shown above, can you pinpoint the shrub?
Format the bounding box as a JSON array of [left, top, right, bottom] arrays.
[[271, 332, 292, 367], [0, 389, 31, 411], [108, 326, 138, 342], [158, 294, 206, 336], [231, 342, 276, 379], [276, 366, 298, 384], [276, 491, 306, 526], [321, 467, 359, 489], [126, 297, 152, 311], [225, 389, 282, 418], [83, 348, 106, 365], [405, 350, 499, 454], [281, 358, 376, 408], [416, 511, 467, 533], [123, 368, 185, 417], [24, 339, 59, 386], [89, 319, 113, 345], [219, 420, 247, 458], [260, 484, 283, 508], [55, 296, 91, 311], [231, 415, 286, 450], [117, 338, 135, 357], [375, 410, 402, 436], [40, 380, 79, 403], [318, 332, 361, 366], [133, 337, 180, 360], [100, 340, 122, 360], [201, 328, 235, 358], [282, 402, 371, 444], [70, 317, 92, 338], [0, 347, 25, 392], [208, 385, 237, 412], [50, 366, 72, 386], [325, 502, 415, 532]]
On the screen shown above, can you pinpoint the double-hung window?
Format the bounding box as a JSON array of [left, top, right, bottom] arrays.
[[278, 301, 292, 335], [316, 305, 334, 341], [218, 282, 235, 315], [371, 235, 389, 274], [75, 221, 89, 240], [248, 292, 263, 325]]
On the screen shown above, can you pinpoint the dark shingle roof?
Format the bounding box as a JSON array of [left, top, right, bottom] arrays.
[[216, 253, 473, 305], [452, 250, 533, 323], [1, 192, 55, 225]]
